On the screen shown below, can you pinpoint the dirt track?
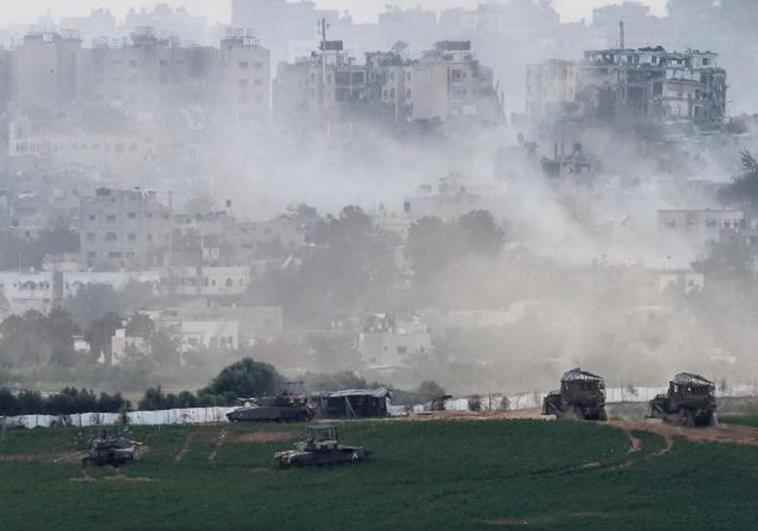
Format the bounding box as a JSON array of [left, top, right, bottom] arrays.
[[610, 419, 758, 447], [401, 409, 758, 447]]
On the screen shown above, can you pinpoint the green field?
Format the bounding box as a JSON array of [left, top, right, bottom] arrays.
[[719, 414, 758, 427], [1, 419, 757, 531]]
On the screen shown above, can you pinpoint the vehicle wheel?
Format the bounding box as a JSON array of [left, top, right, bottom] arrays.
[[679, 408, 694, 428], [571, 405, 585, 421]]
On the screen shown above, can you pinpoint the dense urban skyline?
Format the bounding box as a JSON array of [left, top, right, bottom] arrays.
[[7, 0, 668, 26]]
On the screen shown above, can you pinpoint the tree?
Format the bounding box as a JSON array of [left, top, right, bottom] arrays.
[[458, 210, 505, 257], [138, 386, 172, 410], [0, 311, 53, 367], [405, 216, 455, 278], [150, 330, 180, 369], [126, 313, 155, 339], [46, 308, 79, 367], [65, 284, 123, 325], [16, 389, 45, 414], [719, 150, 758, 207], [86, 312, 123, 366], [0, 388, 20, 416], [199, 358, 280, 401], [264, 205, 400, 324], [405, 210, 505, 279], [417, 380, 446, 399]]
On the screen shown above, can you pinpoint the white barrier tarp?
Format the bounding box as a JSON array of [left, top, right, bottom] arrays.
[[3, 407, 237, 430], [2, 384, 756, 428]]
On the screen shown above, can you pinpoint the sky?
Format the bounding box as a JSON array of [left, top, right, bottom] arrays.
[[4, 0, 668, 26]]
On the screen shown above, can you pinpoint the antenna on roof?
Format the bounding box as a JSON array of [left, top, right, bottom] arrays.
[[619, 20, 625, 49]]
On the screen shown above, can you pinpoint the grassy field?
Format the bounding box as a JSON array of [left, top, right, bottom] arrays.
[[1, 419, 757, 531], [719, 414, 758, 427]]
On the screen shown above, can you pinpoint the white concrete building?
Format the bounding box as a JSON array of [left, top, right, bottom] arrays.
[[0, 271, 57, 314], [62, 271, 160, 298], [164, 266, 250, 297]]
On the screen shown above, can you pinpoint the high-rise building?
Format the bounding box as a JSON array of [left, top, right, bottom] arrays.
[[6, 29, 272, 119], [273, 40, 502, 128]]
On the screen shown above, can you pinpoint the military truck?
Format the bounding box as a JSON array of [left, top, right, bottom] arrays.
[[226, 391, 315, 423], [274, 424, 369, 468], [648, 372, 717, 427], [82, 431, 141, 467], [542, 368, 607, 421]]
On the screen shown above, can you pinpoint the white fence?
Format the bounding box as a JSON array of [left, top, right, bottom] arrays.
[[1, 407, 236, 430], [439, 384, 758, 413], [3, 383, 757, 428]]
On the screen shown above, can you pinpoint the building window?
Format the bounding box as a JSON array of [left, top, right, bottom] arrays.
[[108, 252, 122, 258], [129, 60, 138, 67], [239, 61, 249, 69], [128, 212, 136, 219], [107, 215, 117, 222], [451, 69, 464, 81], [253, 61, 263, 69], [254, 78, 263, 86], [238, 78, 249, 87], [128, 233, 136, 242], [105, 232, 117, 241], [86, 233, 96, 241]]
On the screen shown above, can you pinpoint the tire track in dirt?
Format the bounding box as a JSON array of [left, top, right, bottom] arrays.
[[174, 432, 195, 462], [611, 420, 758, 448], [209, 428, 227, 463]]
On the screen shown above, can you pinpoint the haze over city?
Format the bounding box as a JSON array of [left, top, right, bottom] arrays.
[[8, 0, 669, 25], [1, 1, 758, 528]]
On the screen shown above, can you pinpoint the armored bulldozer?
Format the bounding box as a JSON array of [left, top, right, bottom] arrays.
[[226, 392, 315, 423], [648, 372, 717, 427], [542, 368, 607, 421], [274, 424, 369, 468], [82, 431, 141, 467]]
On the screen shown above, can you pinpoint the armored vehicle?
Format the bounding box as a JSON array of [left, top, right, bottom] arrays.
[[648, 372, 717, 427], [226, 392, 315, 423], [274, 424, 369, 468], [82, 431, 141, 467], [543, 368, 607, 421]]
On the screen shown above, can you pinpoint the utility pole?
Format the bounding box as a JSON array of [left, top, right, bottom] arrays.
[[619, 20, 625, 49], [318, 17, 329, 107]]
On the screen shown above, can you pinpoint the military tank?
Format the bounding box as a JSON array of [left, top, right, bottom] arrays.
[[226, 392, 315, 423], [648, 372, 717, 427], [82, 431, 141, 467], [542, 368, 608, 421], [274, 424, 369, 468]]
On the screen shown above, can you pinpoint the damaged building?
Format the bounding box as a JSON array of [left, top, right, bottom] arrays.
[[527, 46, 727, 128], [273, 39, 503, 129]]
